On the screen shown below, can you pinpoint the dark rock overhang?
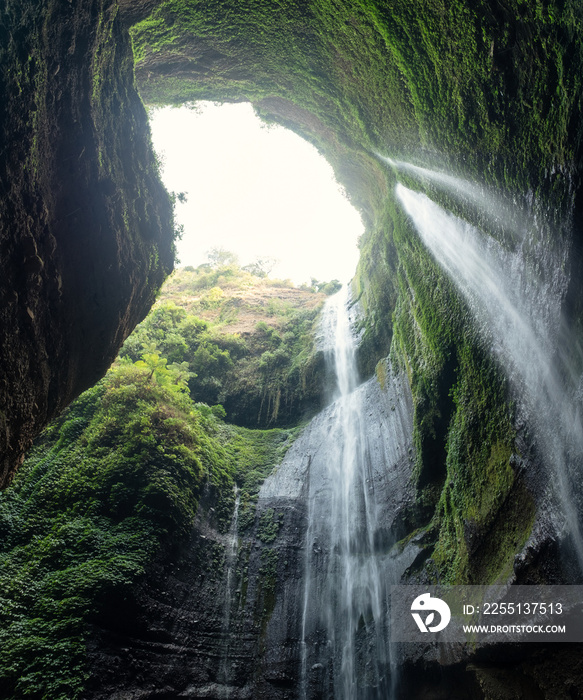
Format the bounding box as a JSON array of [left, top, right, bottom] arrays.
[[0, 0, 174, 487]]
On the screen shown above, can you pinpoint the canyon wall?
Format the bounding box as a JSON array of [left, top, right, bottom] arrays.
[[2, 1, 583, 697], [0, 0, 174, 487]]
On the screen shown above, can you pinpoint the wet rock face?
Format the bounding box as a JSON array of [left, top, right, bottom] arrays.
[[81, 367, 583, 699], [0, 0, 174, 487], [83, 368, 417, 699], [83, 489, 306, 699]]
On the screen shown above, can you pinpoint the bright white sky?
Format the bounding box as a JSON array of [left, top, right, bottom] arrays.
[[149, 102, 364, 285]]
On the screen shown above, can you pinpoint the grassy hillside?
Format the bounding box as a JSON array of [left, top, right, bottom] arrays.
[[119, 262, 335, 426]]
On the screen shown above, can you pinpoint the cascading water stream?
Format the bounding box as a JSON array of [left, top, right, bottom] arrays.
[[218, 486, 241, 696], [300, 287, 393, 700], [395, 182, 583, 570], [377, 155, 536, 242]]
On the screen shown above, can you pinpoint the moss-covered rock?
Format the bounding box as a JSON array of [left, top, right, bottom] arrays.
[[123, 0, 583, 586], [3, 0, 583, 695]]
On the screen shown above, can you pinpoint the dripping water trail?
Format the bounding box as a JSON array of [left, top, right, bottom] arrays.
[[218, 486, 240, 696], [300, 453, 313, 700]]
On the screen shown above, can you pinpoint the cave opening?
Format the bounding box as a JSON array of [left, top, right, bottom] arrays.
[[3, 1, 583, 697], [148, 101, 364, 284]]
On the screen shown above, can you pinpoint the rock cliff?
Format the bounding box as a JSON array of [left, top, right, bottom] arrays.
[[2, 0, 583, 697], [0, 0, 174, 487]]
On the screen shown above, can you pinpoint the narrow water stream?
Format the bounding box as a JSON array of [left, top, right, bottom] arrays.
[[218, 486, 241, 694]]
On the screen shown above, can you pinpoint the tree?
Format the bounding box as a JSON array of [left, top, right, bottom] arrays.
[[242, 256, 278, 278], [170, 190, 188, 204], [206, 247, 239, 269], [134, 350, 194, 393]]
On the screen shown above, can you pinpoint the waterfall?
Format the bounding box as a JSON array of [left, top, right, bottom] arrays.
[[395, 183, 583, 570], [376, 154, 532, 242], [218, 486, 241, 695], [378, 155, 494, 206], [299, 286, 393, 700]]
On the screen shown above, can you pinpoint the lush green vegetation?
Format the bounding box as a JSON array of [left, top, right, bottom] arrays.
[[131, 0, 582, 203], [356, 191, 536, 584], [119, 259, 331, 427], [0, 258, 326, 698], [0, 348, 299, 698], [389, 228, 532, 583], [0, 0, 177, 492], [4, 9, 582, 698], [0, 361, 210, 698]]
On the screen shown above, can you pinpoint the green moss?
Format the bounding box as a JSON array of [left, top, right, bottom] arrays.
[[468, 441, 514, 527], [0, 364, 210, 696], [470, 481, 536, 584], [131, 0, 582, 194], [4, 2, 582, 688], [375, 358, 388, 391], [236, 542, 252, 610], [227, 425, 298, 532], [259, 546, 279, 585], [0, 327, 300, 696], [257, 508, 283, 543], [126, 0, 583, 588], [360, 186, 527, 583], [256, 546, 279, 641]]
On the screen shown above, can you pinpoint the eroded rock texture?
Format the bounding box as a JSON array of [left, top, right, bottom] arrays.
[[81, 366, 583, 699], [84, 368, 416, 699], [0, 0, 174, 486]]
